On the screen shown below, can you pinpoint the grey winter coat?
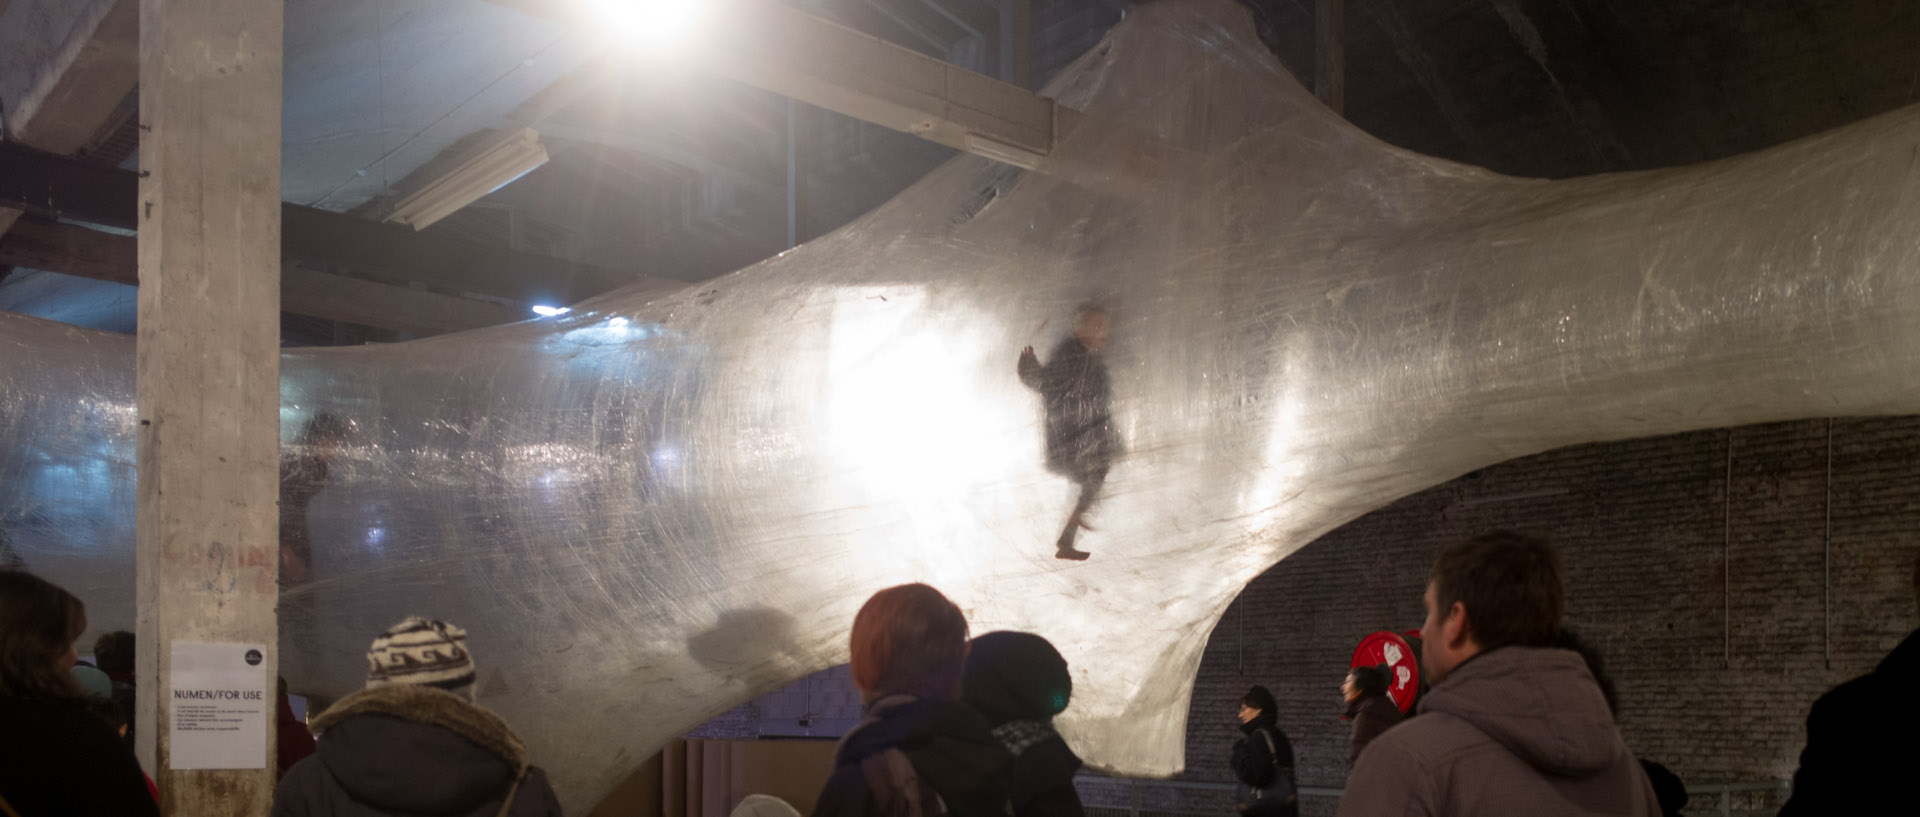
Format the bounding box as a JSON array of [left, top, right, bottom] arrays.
[[1335, 647, 1659, 817], [271, 684, 563, 817]]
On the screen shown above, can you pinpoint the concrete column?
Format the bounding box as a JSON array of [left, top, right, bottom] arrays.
[[1315, 0, 1346, 114], [998, 0, 1031, 89], [134, 0, 283, 813]]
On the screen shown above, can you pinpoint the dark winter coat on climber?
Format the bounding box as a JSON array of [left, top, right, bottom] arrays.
[[1017, 337, 1118, 482], [1778, 627, 1920, 816], [1343, 693, 1402, 768], [811, 694, 1013, 817], [1335, 647, 1660, 817], [1230, 710, 1298, 817], [270, 684, 563, 817]]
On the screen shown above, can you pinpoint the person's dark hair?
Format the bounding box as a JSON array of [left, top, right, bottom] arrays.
[[81, 694, 126, 730], [1348, 664, 1390, 698], [850, 583, 970, 701], [1240, 684, 1277, 715], [1429, 531, 1564, 652], [93, 630, 135, 676], [1552, 628, 1617, 717], [0, 570, 88, 701]]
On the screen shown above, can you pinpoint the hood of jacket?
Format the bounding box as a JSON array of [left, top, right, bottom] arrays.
[[312, 684, 527, 814], [1418, 646, 1627, 778], [836, 694, 1012, 811]]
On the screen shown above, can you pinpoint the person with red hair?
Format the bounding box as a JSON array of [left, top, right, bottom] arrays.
[[813, 584, 1012, 817]]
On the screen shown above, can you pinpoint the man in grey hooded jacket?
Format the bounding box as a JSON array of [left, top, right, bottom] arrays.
[[1335, 532, 1659, 817]]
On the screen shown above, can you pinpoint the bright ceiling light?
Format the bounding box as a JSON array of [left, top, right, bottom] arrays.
[[588, 0, 710, 50], [384, 128, 550, 231], [531, 305, 572, 317]]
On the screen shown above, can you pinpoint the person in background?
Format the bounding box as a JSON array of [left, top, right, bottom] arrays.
[[71, 663, 113, 697], [271, 617, 562, 817], [276, 675, 316, 781], [79, 694, 158, 803], [962, 631, 1084, 817], [0, 570, 159, 816], [1230, 685, 1298, 817], [1018, 305, 1121, 561], [1552, 628, 1687, 817], [1340, 664, 1401, 769], [1778, 552, 1920, 815], [1336, 533, 1658, 817], [280, 413, 351, 584], [813, 583, 1011, 817], [93, 629, 138, 752]]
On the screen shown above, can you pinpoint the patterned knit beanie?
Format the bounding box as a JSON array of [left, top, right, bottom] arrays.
[[366, 617, 476, 697]]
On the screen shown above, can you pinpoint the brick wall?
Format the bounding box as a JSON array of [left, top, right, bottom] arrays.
[[1178, 416, 1920, 817], [694, 416, 1920, 817]]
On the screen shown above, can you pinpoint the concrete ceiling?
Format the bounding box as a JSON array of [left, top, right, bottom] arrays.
[[2, 0, 1918, 344], [280, 0, 591, 211]]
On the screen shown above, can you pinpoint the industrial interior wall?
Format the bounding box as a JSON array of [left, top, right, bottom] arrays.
[[1173, 416, 1919, 817], [7, 0, 1920, 811]]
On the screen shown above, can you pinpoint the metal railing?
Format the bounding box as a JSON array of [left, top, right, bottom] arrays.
[[1075, 774, 1793, 817]]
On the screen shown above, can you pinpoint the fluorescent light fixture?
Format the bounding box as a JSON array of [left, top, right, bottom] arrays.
[[384, 127, 550, 231], [963, 132, 1046, 170], [531, 305, 571, 317]]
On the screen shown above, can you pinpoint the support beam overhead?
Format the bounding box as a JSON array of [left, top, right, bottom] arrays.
[[0, 218, 523, 335], [0, 141, 679, 306], [484, 0, 1063, 169], [0, 0, 139, 237]]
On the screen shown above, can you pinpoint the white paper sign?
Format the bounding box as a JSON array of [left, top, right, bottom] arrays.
[[168, 641, 269, 770]]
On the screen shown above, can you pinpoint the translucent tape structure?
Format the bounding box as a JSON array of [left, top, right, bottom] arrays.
[[2, 0, 1917, 808]]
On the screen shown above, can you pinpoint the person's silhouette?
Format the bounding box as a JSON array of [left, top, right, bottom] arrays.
[[279, 414, 350, 584], [1018, 305, 1120, 561]]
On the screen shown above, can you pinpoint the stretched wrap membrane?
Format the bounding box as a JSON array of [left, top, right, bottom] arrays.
[[3, 0, 1919, 808]]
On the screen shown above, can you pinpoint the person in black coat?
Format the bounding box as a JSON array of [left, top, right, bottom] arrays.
[[962, 632, 1085, 817], [1018, 305, 1121, 561], [1339, 664, 1402, 768], [1230, 685, 1297, 817], [813, 584, 1012, 817], [272, 617, 561, 817], [1779, 557, 1920, 815], [0, 570, 158, 817], [279, 413, 350, 584]]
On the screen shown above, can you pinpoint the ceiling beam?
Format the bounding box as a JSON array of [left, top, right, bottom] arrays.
[[0, 217, 523, 336], [0, 0, 139, 237], [0, 140, 681, 306], [484, 0, 1062, 168]]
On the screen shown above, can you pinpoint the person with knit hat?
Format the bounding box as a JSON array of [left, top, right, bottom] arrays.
[[1230, 685, 1298, 817], [270, 617, 562, 817], [961, 631, 1084, 817]]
